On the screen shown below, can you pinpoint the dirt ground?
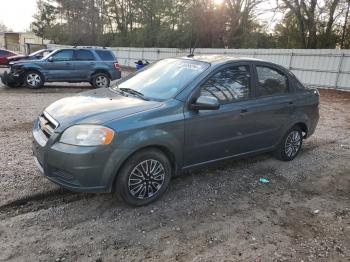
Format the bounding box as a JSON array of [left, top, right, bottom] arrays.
[[0, 68, 349, 261]]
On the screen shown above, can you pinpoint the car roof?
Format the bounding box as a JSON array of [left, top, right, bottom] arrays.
[[182, 54, 265, 65]]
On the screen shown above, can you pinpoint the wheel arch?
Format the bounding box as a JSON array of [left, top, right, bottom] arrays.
[[294, 122, 308, 138], [23, 68, 46, 86], [90, 69, 111, 80], [110, 144, 178, 193]]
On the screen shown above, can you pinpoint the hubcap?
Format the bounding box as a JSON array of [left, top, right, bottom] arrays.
[[26, 73, 41, 87], [128, 159, 165, 199], [285, 130, 301, 158], [95, 76, 108, 87]]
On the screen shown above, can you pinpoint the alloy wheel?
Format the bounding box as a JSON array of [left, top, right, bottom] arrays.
[[128, 159, 166, 199], [95, 75, 108, 88], [285, 130, 301, 158], [26, 73, 41, 87]]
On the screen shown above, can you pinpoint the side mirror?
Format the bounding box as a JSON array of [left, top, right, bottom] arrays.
[[48, 56, 53, 62], [35, 55, 42, 59], [191, 95, 220, 111]]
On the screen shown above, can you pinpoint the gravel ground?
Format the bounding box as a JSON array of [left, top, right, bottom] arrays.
[[0, 67, 349, 261]]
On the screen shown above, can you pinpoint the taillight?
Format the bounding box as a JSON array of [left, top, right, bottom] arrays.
[[114, 62, 120, 71]]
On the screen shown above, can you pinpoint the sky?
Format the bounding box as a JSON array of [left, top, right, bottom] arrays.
[[0, 0, 37, 31], [0, 0, 279, 33]]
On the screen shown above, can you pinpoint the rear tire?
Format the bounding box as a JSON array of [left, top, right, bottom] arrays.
[[275, 126, 303, 161], [115, 149, 172, 206], [24, 70, 44, 89], [91, 73, 110, 88]]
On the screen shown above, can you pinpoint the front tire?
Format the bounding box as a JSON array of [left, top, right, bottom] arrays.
[[115, 149, 172, 206], [91, 73, 110, 88], [275, 126, 303, 161], [25, 70, 44, 89]]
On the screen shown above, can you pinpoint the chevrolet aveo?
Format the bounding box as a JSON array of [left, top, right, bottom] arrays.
[[32, 55, 319, 206]]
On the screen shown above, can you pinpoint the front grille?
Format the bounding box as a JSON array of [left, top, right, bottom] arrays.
[[39, 112, 58, 139]]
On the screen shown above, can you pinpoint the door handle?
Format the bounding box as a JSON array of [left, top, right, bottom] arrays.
[[89, 62, 95, 65], [287, 101, 294, 105]]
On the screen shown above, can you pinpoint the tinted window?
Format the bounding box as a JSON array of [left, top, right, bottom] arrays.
[[75, 50, 95, 61], [256, 66, 288, 96], [96, 50, 115, 61], [51, 50, 74, 61], [0, 50, 9, 56], [200, 65, 251, 103]]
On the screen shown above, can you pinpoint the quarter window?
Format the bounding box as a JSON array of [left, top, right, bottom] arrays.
[[200, 65, 251, 103], [75, 50, 95, 61], [96, 50, 115, 61], [51, 50, 74, 61], [256, 66, 288, 96]]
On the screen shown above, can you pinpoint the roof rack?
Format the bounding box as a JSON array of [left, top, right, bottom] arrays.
[[73, 46, 108, 49]]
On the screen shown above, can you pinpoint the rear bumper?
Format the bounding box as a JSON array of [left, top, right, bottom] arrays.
[[110, 70, 122, 80], [306, 105, 319, 138]]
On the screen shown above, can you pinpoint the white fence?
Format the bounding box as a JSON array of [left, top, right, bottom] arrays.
[[49, 45, 350, 90]]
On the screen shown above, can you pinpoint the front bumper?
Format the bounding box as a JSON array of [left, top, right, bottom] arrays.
[[32, 118, 122, 193], [1, 70, 23, 87]]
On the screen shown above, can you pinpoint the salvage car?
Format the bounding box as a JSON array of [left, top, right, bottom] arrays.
[[2, 47, 121, 89], [0, 49, 17, 65], [32, 55, 320, 206], [6, 48, 53, 64]]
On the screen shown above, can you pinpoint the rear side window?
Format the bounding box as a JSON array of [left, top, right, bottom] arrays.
[[200, 65, 251, 103], [75, 50, 95, 61], [256, 66, 288, 96], [95, 50, 115, 61]]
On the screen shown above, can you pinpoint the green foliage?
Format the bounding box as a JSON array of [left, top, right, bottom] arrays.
[[30, 0, 348, 49]]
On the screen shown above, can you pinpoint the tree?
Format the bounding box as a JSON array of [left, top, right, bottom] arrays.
[[31, 0, 58, 40], [277, 0, 343, 48]]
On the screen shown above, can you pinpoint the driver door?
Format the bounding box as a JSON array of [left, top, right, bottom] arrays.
[[43, 50, 74, 81], [183, 63, 255, 167]]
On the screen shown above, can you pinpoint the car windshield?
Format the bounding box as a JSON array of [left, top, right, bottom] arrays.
[[42, 50, 58, 60], [29, 50, 44, 56], [112, 58, 209, 100]]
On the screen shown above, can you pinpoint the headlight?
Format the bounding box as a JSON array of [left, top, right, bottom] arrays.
[[60, 125, 115, 146]]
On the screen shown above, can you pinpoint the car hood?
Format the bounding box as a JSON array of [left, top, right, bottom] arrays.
[[7, 55, 28, 60], [45, 88, 163, 130], [11, 59, 42, 66]]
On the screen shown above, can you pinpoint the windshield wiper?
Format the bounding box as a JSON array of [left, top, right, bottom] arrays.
[[119, 88, 149, 101]]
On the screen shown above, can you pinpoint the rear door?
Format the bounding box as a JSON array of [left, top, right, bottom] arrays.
[[43, 50, 74, 81], [71, 49, 96, 80], [247, 62, 298, 148]]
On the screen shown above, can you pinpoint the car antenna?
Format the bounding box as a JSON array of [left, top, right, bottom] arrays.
[[187, 39, 198, 58]]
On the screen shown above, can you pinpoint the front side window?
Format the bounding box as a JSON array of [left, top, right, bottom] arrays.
[[256, 66, 288, 96], [51, 50, 74, 61], [75, 50, 95, 61], [113, 58, 209, 100], [200, 65, 251, 103]]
